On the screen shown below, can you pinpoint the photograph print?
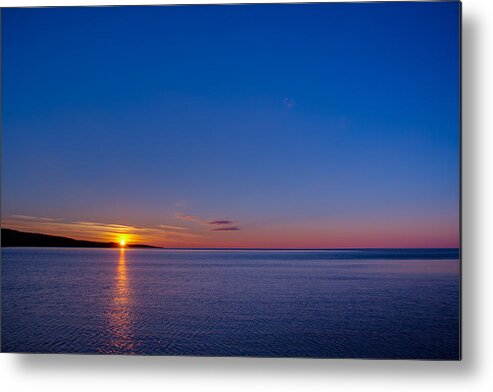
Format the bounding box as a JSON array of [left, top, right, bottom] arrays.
[[1, 1, 461, 359]]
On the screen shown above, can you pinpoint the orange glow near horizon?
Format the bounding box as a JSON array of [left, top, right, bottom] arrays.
[[1, 213, 460, 249]]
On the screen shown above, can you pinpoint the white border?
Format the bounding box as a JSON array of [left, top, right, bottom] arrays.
[[0, 0, 456, 7], [2, 1, 493, 392]]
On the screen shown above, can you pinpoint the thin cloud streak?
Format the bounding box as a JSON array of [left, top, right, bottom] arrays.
[[158, 224, 188, 231], [10, 215, 58, 222], [176, 213, 240, 230], [2, 215, 201, 246], [174, 213, 206, 225], [208, 220, 235, 225]]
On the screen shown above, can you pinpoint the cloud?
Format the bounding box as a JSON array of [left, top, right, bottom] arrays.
[[10, 215, 58, 222], [2, 215, 201, 245], [212, 227, 240, 231], [175, 212, 241, 232], [174, 213, 205, 224], [283, 97, 295, 109], [158, 224, 188, 231], [208, 220, 234, 225], [176, 213, 239, 228]]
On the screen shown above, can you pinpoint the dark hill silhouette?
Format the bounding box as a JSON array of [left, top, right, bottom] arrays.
[[1, 228, 160, 249]]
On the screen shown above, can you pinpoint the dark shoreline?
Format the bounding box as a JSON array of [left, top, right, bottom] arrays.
[[1, 228, 160, 249]]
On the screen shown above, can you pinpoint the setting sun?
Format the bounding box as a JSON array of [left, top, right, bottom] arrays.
[[119, 239, 126, 247]]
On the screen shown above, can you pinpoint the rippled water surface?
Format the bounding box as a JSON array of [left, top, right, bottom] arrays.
[[1, 248, 460, 358]]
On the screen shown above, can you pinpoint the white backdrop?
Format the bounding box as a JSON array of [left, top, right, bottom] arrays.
[[1, 0, 491, 391]]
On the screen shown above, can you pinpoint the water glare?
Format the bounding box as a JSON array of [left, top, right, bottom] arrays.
[[105, 249, 135, 353]]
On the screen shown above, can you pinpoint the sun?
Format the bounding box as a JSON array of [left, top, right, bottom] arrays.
[[119, 239, 126, 247]]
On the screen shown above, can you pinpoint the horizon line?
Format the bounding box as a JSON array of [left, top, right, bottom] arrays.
[[1, 227, 460, 251], [2, 246, 461, 251]]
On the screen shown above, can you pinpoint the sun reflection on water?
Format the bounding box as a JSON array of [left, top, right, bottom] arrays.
[[105, 248, 135, 353]]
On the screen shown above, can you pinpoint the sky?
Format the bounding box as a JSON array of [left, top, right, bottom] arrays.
[[1, 2, 460, 248]]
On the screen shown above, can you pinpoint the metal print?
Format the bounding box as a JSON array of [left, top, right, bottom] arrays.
[[0, 2, 461, 359]]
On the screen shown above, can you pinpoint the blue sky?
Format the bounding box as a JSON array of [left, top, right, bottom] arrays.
[[1, 3, 460, 248]]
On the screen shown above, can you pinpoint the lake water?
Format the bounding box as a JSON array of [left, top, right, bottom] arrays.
[[1, 248, 460, 359]]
